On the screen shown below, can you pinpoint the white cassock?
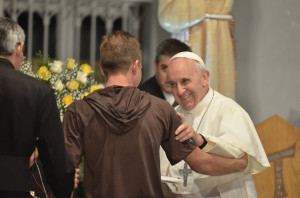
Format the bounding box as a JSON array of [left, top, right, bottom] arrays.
[[160, 87, 270, 198]]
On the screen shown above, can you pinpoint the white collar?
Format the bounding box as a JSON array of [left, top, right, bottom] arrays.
[[162, 90, 175, 106], [189, 87, 214, 116]]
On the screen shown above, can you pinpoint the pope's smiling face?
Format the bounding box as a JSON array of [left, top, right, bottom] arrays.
[[167, 58, 209, 111]]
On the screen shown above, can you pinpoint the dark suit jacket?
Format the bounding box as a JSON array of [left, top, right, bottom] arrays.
[[0, 58, 74, 198], [139, 76, 177, 107]]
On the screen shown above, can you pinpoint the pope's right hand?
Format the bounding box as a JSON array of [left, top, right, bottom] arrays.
[[74, 168, 80, 189], [175, 112, 204, 146]]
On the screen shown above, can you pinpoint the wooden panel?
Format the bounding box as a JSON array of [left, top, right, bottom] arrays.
[[254, 115, 300, 198]]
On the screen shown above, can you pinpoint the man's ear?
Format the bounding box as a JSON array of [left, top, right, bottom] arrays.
[[131, 60, 139, 73], [15, 42, 24, 55], [153, 61, 158, 74], [100, 65, 106, 77], [202, 70, 210, 87]]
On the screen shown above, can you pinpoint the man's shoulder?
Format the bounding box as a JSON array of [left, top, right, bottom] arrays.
[[148, 94, 178, 118], [4, 67, 53, 94], [148, 94, 169, 106], [68, 98, 89, 111], [139, 76, 157, 91], [213, 91, 247, 115], [215, 91, 240, 107], [22, 73, 54, 94], [67, 97, 99, 120], [139, 76, 165, 99]]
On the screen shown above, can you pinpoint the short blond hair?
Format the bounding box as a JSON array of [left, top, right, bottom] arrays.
[[100, 31, 142, 76]]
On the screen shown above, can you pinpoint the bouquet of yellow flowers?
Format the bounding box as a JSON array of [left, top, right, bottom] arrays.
[[20, 57, 104, 119]]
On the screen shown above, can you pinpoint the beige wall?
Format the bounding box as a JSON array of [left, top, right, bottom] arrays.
[[233, 0, 300, 128]]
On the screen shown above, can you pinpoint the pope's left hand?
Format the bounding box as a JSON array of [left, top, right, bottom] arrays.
[[175, 113, 204, 146]]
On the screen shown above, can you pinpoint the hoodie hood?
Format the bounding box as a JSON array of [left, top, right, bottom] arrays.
[[84, 86, 151, 135]]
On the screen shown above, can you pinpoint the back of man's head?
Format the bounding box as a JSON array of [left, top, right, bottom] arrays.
[[100, 31, 142, 77], [0, 17, 25, 56], [155, 38, 191, 64]]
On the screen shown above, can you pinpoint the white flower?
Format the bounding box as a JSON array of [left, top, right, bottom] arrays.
[[50, 60, 63, 73], [54, 79, 64, 91], [20, 57, 99, 119], [76, 71, 88, 84], [98, 83, 105, 89]]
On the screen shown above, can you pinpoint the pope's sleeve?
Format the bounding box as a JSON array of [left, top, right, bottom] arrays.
[[36, 88, 75, 198], [201, 107, 270, 174], [62, 102, 84, 167]]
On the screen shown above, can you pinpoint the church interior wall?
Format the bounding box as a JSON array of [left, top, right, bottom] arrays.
[[143, 0, 300, 130], [1, 0, 299, 129], [140, 0, 170, 82], [232, 0, 300, 129]]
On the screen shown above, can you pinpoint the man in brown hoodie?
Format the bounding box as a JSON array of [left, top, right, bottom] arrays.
[[63, 31, 247, 198]]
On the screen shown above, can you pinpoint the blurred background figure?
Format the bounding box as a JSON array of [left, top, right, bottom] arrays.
[[139, 38, 191, 107], [0, 16, 75, 198]]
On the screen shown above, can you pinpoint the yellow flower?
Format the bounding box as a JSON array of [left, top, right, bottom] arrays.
[[90, 85, 102, 93], [80, 63, 94, 75], [62, 95, 73, 106], [37, 66, 51, 81], [67, 80, 79, 91], [67, 58, 76, 70], [81, 92, 89, 99]]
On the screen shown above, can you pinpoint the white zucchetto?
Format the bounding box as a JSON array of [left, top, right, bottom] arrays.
[[169, 51, 205, 69]]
